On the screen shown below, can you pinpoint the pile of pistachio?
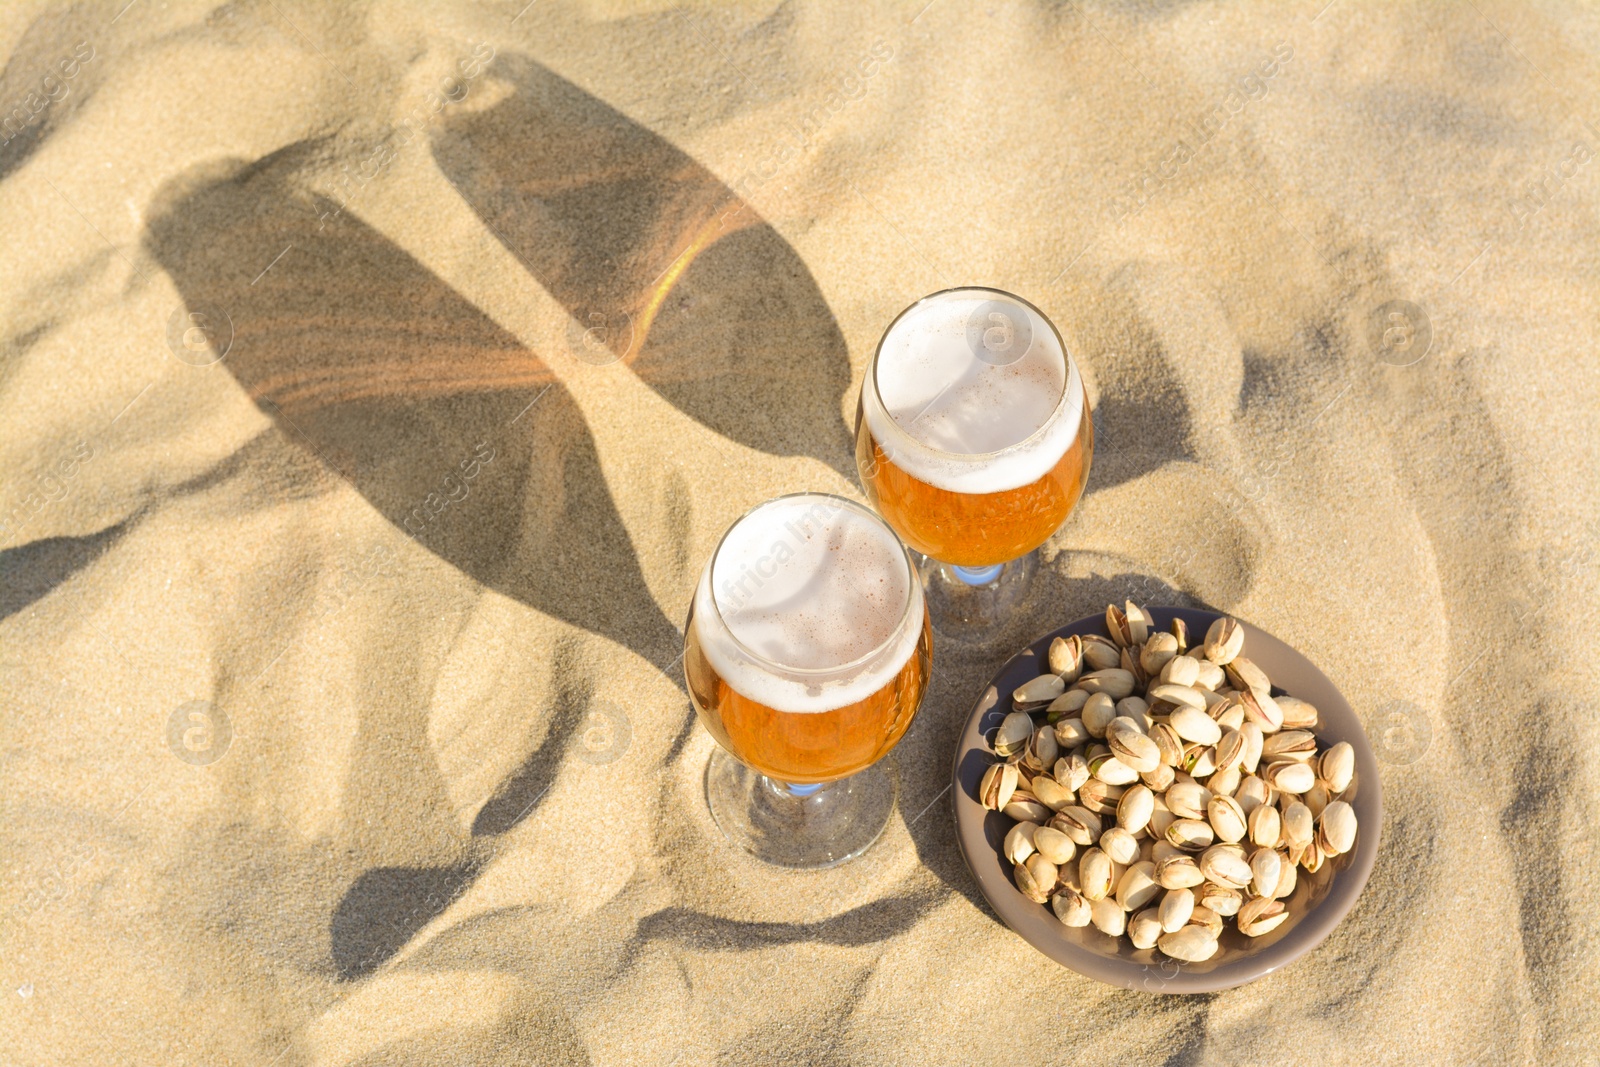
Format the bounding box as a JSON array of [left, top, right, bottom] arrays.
[[981, 604, 1358, 963]]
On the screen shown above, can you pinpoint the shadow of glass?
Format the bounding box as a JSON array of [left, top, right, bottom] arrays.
[[431, 53, 855, 477], [331, 864, 479, 981], [143, 146, 681, 673]]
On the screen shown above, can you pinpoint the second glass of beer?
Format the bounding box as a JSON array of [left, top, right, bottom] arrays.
[[856, 287, 1093, 640], [684, 493, 932, 868]]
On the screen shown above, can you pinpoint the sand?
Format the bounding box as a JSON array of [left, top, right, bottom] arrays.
[[2, 1, 1597, 1063]]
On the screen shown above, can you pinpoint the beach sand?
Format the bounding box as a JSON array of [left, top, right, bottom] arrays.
[[2, 1, 1597, 1063]]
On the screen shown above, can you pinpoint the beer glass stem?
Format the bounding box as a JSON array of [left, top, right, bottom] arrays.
[[705, 750, 898, 869], [951, 563, 1005, 586], [918, 550, 1039, 644]]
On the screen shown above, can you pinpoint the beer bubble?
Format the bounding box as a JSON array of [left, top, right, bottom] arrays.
[[165, 699, 233, 766], [165, 305, 234, 366], [1367, 299, 1432, 367]]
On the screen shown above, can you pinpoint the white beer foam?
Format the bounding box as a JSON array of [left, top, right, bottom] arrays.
[[693, 497, 924, 714], [863, 290, 1083, 494]]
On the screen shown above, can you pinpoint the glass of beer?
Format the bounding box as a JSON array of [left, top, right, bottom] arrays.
[[683, 493, 932, 868], [856, 287, 1093, 640]]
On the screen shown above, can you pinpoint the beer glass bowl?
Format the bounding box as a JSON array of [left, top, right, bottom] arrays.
[[856, 287, 1093, 644], [951, 607, 1381, 992], [684, 493, 933, 868]]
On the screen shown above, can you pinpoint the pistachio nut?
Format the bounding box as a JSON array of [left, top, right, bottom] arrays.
[[1154, 853, 1206, 890], [1100, 826, 1141, 866], [1082, 693, 1118, 739], [1031, 774, 1074, 812], [1159, 887, 1195, 933], [1319, 741, 1355, 793], [1224, 656, 1272, 696], [1169, 617, 1190, 654], [1078, 779, 1126, 815], [1169, 706, 1223, 746], [1214, 702, 1246, 733], [1051, 805, 1102, 846], [1141, 762, 1176, 792], [1182, 743, 1218, 779], [1302, 780, 1331, 818], [1282, 800, 1314, 854], [1090, 896, 1128, 936], [1208, 763, 1242, 799], [1158, 925, 1218, 962], [1213, 727, 1246, 773], [1271, 852, 1298, 899], [1048, 634, 1084, 683], [1160, 655, 1201, 688], [1015, 674, 1066, 710], [1247, 802, 1282, 849], [1031, 825, 1076, 865], [1016, 853, 1058, 903], [1149, 722, 1185, 768], [1089, 752, 1140, 786], [1129, 907, 1163, 950], [1053, 718, 1090, 750], [1249, 847, 1282, 898], [1208, 795, 1248, 844], [1076, 668, 1136, 700], [1107, 718, 1161, 773], [1115, 860, 1162, 913], [1052, 886, 1092, 927], [1114, 696, 1151, 726], [1164, 781, 1213, 821], [1117, 784, 1156, 835], [1237, 896, 1290, 937], [1140, 631, 1179, 675], [1235, 773, 1270, 816], [1238, 688, 1284, 734], [1197, 884, 1243, 918], [1149, 805, 1177, 839], [1300, 837, 1326, 873], [1203, 617, 1245, 665], [1107, 601, 1150, 648], [994, 711, 1035, 757], [980, 762, 1019, 811], [1276, 695, 1320, 730], [1199, 845, 1253, 889], [1318, 800, 1358, 856], [1149, 682, 1205, 711], [1003, 791, 1052, 823], [1054, 752, 1090, 792], [1263, 761, 1315, 794], [1004, 822, 1038, 865], [1262, 730, 1318, 763], [1080, 847, 1113, 901], [1120, 645, 1148, 687], [1239, 721, 1265, 773], [1023, 724, 1061, 772], [1166, 818, 1215, 852], [1188, 902, 1227, 934], [1047, 689, 1090, 721], [1081, 634, 1122, 671]]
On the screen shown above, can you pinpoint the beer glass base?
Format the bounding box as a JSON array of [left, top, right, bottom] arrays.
[[918, 550, 1038, 644], [704, 749, 898, 869]]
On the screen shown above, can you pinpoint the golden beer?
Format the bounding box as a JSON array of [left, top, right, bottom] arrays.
[[684, 494, 931, 785], [857, 288, 1093, 568], [684, 605, 930, 783]]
